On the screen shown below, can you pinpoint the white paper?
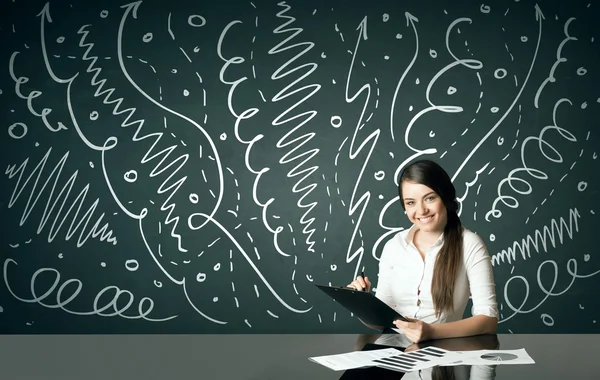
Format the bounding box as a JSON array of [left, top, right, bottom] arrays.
[[373, 347, 535, 373], [373, 346, 458, 372], [441, 349, 536, 366], [308, 348, 400, 371]]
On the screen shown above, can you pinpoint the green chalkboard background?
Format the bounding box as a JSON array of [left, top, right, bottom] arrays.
[[1, 0, 599, 333]]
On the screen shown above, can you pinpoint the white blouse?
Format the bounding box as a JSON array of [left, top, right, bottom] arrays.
[[374, 225, 498, 324]]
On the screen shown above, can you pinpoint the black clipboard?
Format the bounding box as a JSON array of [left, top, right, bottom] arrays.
[[315, 284, 408, 328]]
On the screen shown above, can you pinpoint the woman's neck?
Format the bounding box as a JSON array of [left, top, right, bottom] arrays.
[[414, 227, 444, 248]]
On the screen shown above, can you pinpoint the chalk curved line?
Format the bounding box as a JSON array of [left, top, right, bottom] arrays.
[[139, 215, 225, 324], [119, 1, 223, 230], [534, 17, 577, 108], [452, 5, 545, 183], [188, 212, 313, 314], [102, 138, 148, 220], [139, 216, 183, 286], [445, 18, 479, 68], [38, 3, 77, 84], [66, 74, 118, 152], [390, 12, 419, 142]]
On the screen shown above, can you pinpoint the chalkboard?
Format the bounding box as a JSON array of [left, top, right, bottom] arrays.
[[1, 0, 598, 334]]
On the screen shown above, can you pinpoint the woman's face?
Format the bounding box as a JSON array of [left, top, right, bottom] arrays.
[[401, 181, 448, 234]]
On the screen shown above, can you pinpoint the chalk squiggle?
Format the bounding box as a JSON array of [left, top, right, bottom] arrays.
[[500, 257, 600, 324], [485, 98, 576, 221], [3, 258, 176, 322], [4, 147, 117, 247], [343, 16, 382, 279], [534, 17, 577, 108], [268, 1, 322, 253], [217, 20, 290, 257], [492, 208, 580, 266]]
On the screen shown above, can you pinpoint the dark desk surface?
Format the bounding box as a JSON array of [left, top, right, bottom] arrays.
[[0, 333, 597, 379]]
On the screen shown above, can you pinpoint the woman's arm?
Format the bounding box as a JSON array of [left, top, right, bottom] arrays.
[[395, 233, 499, 342], [429, 314, 497, 340]]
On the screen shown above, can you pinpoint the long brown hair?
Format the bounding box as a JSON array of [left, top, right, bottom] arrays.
[[398, 160, 463, 318]]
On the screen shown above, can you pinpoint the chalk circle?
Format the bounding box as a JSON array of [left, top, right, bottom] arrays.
[[578, 181, 588, 192], [593, 152, 598, 160], [89, 161, 94, 168], [581, 102, 588, 109], [189, 193, 199, 204], [220, 133, 227, 140], [374, 170, 385, 181], [171, 69, 178, 74], [494, 68, 507, 79], [415, 78, 420, 85], [197, 272, 207, 282], [0, 306, 3, 313], [378, 194, 384, 200], [497, 136, 504, 145], [188, 15, 206, 27], [90, 111, 99, 120], [142, 33, 153, 43], [124, 170, 138, 183], [491, 107, 500, 113], [193, 46, 200, 53], [480, 4, 491, 13], [429, 49, 438, 58], [520, 36, 528, 42], [489, 234, 496, 242], [330, 264, 337, 271], [100, 10, 109, 18], [8, 122, 27, 139], [183, 89, 190, 96], [429, 130, 436, 137], [382, 13, 390, 22], [154, 280, 163, 288], [213, 297, 218, 302], [0, 89, 3, 95], [577, 67, 587, 76], [330, 115, 342, 128], [35, 142, 39, 147], [306, 274, 313, 282], [125, 259, 139, 272], [396, 33, 403, 39], [447, 86, 457, 95], [214, 263, 221, 271], [58, 253, 64, 259], [100, 262, 106, 267], [541, 313, 554, 326], [56, 36, 65, 44]]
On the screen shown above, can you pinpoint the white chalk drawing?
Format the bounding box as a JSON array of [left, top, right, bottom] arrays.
[[0, 0, 598, 333]]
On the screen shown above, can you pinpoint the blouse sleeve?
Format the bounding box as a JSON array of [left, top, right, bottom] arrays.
[[464, 234, 499, 319], [374, 238, 395, 307]]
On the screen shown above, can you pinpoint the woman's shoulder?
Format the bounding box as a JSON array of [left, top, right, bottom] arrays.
[[461, 227, 486, 245], [460, 227, 491, 259], [380, 228, 410, 256]]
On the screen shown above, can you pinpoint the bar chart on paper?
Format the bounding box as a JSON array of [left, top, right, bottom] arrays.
[[373, 346, 451, 372]]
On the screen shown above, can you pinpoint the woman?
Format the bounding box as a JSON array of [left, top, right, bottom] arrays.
[[348, 159, 498, 343]]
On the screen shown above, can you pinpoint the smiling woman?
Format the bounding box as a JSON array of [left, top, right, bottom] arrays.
[[347, 160, 498, 343]]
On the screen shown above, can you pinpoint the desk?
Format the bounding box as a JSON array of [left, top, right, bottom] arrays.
[[0, 333, 597, 379]]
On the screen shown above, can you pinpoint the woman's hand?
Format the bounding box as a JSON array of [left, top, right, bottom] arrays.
[[403, 343, 421, 353], [347, 275, 371, 292], [393, 317, 433, 343]]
